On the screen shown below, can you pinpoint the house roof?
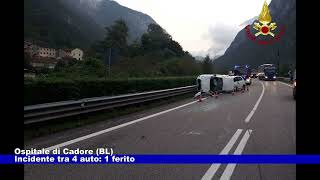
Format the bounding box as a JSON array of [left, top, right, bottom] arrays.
[[39, 46, 56, 50]]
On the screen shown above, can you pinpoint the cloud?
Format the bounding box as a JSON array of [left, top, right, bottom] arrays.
[[192, 22, 241, 58], [190, 50, 208, 57], [204, 22, 240, 57]]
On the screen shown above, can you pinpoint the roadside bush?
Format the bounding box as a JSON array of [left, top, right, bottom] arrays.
[[24, 76, 196, 105]]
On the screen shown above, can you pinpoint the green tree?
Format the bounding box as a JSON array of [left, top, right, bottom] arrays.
[[202, 55, 213, 74], [127, 39, 142, 57], [103, 19, 129, 54], [279, 63, 291, 77], [54, 57, 77, 72], [82, 57, 106, 77], [141, 23, 184, 57], [24, 52, 33, 70], [141, 24, 171, 51], [167, 40, 184, 56], [54, 60, 67, 72], [89, 41, 106, 60]]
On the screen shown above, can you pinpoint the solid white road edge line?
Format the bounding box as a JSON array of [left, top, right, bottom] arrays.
[[45, 98, 207, 151], [201, 129, 243, 180], [244, 82, 265, 123], [278, 81, 293, 88], [220, 130, 253, 180]]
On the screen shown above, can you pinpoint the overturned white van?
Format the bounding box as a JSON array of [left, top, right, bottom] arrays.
[[196, 74, 235, 94]]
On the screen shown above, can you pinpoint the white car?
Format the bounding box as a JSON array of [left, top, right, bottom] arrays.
[[233, 76, 246, 91]]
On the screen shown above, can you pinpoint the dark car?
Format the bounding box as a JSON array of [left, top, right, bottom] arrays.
[[293, 70, 296, 100], [258, 73, 265, 80]]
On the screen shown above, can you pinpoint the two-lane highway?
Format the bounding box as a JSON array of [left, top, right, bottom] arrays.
[[24, 79, 296, 180]]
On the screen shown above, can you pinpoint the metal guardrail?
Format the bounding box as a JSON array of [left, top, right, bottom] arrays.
[[24, 85, 197, 125]]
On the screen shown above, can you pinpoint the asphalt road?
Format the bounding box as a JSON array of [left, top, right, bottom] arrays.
[[24, 79, 296, 180]]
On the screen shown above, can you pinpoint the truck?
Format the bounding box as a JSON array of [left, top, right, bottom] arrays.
[[258, 64, 277, 81]]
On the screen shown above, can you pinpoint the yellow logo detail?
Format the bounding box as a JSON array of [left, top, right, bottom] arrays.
[[253, 1, 277, 37]]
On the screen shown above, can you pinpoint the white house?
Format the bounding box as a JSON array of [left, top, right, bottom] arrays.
[[71, 48, 84, 60], [38, 47, 56, 58]]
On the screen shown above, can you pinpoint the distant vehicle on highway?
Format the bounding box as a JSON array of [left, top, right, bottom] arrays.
[[258, 64, 277, 81], [293, 69, 296, 100], [232, 65, 252, 85], [257, 72, 265, 80], [250, 69, 257, 78], [232, 76, 246, 91]]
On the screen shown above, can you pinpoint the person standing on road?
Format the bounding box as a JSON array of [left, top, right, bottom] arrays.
[[288, 70, 293, 81]]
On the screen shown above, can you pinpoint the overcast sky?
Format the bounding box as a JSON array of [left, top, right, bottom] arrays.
[[114, 0, 271, 57]]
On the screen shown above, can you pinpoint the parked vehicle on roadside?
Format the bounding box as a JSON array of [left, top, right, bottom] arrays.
[[250, 69, 257, 78]]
